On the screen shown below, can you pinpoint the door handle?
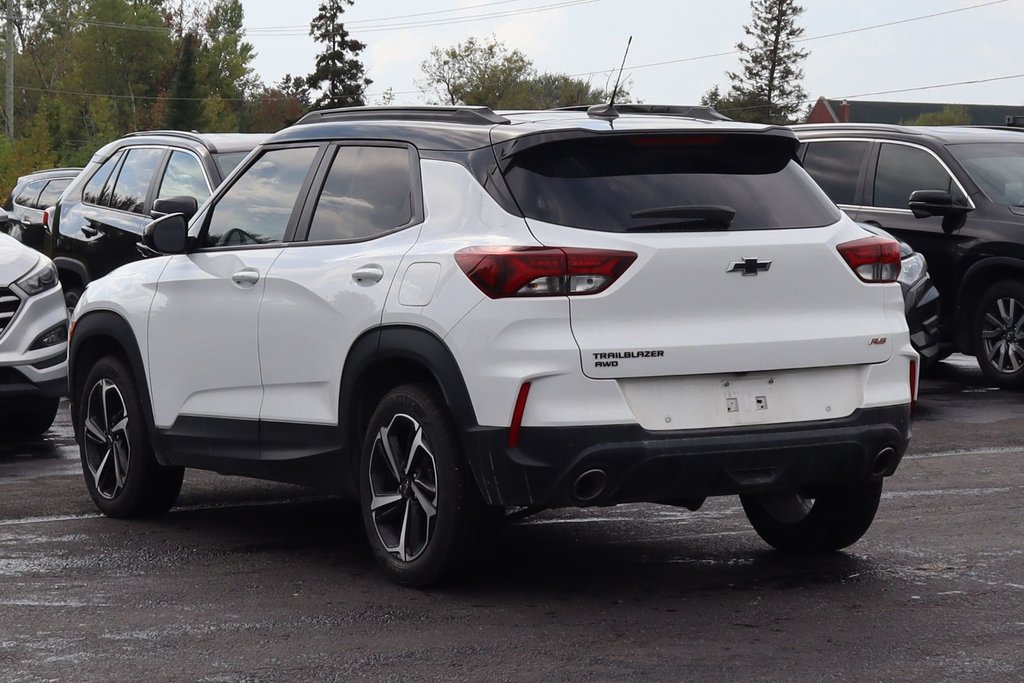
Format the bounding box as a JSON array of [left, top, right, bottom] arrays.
[[352, 264, 385, 285], [231, 268, 260, 288], [81, 225, 100, 238]]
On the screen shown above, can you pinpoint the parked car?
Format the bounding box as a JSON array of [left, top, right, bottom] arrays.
[[0, 233, 67, 437], [856, 223, 943, 364], [49, 130, 267, 309], [1, 167, 82, 252], [69, 106, 916, 586], [795, 124, 1024, 385]]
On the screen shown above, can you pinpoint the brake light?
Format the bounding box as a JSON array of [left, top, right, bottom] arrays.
[[42, 207, 52, 228], [837, 236, 901, 283], [455, 246, 637, 299]]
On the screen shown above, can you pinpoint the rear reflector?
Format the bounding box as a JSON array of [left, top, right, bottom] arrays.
[[508, 382, 532, 448], [837, 236, 901, 283], [909, 359, 918, 414], [455, 246, 637, 299]]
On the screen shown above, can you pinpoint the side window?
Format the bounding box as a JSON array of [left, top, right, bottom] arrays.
[[801, 141, 870, 206], [157, 150, 210, 202], [307, 146, 415, 242], [15, 180, 46, 208], [202, 146, 318, 248], [83, 151, 123, 206], [873, 143, 965, 209], [109, 147, 165, 214], [37, 178, 72, 209]]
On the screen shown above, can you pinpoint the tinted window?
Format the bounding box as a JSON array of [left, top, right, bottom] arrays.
[[215, 152, 249, 178], [952, 143, 1024, 206], [502, 134, 841, 232], [109, 147, 164, 214], [157, 150, 210, 201], [203, 146, 317, 248], [83, 152, 122, 206], [37, 178, 72, 208], [308, 146, 414, 242], [14, 180, 46, 208], [873, 143, 965, 209], [801, 140, 869, 206]]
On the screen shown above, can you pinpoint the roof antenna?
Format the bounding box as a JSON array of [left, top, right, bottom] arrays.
[[588, 36, 632, 120]]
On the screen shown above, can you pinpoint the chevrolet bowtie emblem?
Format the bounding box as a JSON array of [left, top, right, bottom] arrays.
[[727, 258, 772, 276]]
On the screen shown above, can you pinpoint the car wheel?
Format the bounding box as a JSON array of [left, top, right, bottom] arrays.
[[2, 397, 60, 438], [64, 287, 83, 316], [77, 355, 184, 518], [974, 280, 1024, 388], [359, 383, 496, 587], [740, 480, 883, 553]]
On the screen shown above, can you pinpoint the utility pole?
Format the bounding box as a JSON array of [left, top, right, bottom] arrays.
[[5, 0, 13, 139]]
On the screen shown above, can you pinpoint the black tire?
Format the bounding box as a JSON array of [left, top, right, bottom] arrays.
[[77, 355, 183, 518], [359, 383, 497, 587], [740, 480, 883, 553], [973, 280, 1024, 388], [64, 287, 83, 315], [1, 397, 59, 438]]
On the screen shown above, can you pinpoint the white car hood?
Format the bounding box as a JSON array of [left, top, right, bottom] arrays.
[[0, 233, 40, 286]]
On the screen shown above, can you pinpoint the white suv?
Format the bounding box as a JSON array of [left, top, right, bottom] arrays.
[[1, 233, 67, 437], [69, 106, 916, 585]]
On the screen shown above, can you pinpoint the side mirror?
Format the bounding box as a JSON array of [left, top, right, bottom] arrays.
[[908, 190, 971, 219], [151, 196, 199, 222], [142, 213, 189, 255]]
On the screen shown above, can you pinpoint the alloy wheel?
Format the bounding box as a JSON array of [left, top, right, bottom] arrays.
[[367, 413, 439, 562], [981, 296, 1024, 374], [82, 379, 131, 500]]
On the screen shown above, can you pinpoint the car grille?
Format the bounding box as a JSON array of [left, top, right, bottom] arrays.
[[0, 286, 21, 339]]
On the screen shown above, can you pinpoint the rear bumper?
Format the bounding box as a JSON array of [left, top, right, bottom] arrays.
[[463, 404, 911, 507]]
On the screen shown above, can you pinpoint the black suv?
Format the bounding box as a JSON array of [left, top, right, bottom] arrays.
[[49, 131, 267, 308], [2, 167, 82, 252], [795, 124, 1024, 386]]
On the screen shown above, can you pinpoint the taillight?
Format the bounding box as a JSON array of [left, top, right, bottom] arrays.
[[42, 207, 52, 228], [454, 246, 637, 299], [837, 236, 901, 283]]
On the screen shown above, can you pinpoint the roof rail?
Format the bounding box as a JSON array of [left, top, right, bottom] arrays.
[[793, 122, 923, 135], [28, 166, 83, 174], [295, 106, 510, 126], [124, 129, 207, 143], [553, 103, 732, 122]]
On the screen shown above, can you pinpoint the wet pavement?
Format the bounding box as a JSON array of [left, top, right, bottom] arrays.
[[1, 357, 1022, 681]]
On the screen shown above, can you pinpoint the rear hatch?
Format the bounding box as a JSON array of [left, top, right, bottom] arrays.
[[497, 127, 899, 424]]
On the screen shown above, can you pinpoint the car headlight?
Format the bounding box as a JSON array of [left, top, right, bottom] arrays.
[[15, 258, 60, 296], [897, 253, 927, 287]]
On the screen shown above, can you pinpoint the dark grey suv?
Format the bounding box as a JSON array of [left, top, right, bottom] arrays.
[[49, 131, 267, 308], [795, 124, 1024, 386]]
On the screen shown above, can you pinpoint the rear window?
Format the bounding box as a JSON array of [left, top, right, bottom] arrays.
[[502, 134, 841, 232]]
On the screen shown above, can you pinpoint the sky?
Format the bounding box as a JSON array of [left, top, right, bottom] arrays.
[[241, 0, 1024, 109]]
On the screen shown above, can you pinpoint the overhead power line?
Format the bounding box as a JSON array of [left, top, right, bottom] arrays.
[[569, 0, 1010, 78], [248, 0, 536, 29]]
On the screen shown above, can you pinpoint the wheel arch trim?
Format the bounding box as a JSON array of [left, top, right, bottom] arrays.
[[69, 310, 167, 464], [956, 257, 1024, 351]]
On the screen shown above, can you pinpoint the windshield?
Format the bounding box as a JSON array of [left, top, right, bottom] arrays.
[[501, 134, 841, 232], [952, 143, 1024, 206]]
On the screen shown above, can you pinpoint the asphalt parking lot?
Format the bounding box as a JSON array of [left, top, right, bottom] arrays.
[[1, 355, 1022, 682]]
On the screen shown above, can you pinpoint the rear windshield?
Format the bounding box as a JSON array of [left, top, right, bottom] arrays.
[[502, 134, 841, 232]]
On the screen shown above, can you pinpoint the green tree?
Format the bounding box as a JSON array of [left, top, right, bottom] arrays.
[[166, 31, 202, 130], [419, 36, 532, 107], [725, 0, 809, 124], [197, 0, 258, 129], [523, 73, 628, 109], [902, 106, 971, 126], [306, 0, 371, 110]]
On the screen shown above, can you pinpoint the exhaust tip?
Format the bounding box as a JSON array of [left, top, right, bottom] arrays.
[[872, 447, 898, 477], [572, 469, 608, 503]]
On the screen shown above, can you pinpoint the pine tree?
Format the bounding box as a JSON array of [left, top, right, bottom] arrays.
[[306, 0, 372, 110], [727, 0, 808, 124]]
